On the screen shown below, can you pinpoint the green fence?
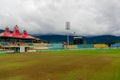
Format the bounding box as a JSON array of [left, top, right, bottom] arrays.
[[78, 44, 94, 48], [48, 43, 64, 50]]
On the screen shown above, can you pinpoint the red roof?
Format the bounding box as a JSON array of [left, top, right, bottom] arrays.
[[0, 25, 36, 39], [26, 35, 35, 39], [12, 25, 21, 37], [3, 28, 12, 37], [36, 38, 40, 40], [22, 30, 28, 38], [13, 30, 21, 37]]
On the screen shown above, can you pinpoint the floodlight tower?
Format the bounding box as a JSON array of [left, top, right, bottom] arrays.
[[65, 22, 70, 45]]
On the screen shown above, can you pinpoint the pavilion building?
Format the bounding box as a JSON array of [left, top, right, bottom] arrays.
[[0, 25, 41, 53]]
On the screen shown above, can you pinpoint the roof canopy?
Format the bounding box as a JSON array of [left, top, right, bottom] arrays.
[[13, 25, 21, 37], [3, 27, 11, 37], [0, 25, 36, 39]]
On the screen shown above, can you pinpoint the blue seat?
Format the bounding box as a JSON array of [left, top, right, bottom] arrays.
[[1, 42, 8, 46], [28, 43, 34, 46], [111, 43, 120, 47]]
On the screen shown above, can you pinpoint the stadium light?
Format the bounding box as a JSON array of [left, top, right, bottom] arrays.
[[65, 22, 70, 45]]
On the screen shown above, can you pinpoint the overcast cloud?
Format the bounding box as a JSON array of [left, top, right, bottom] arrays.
[[0, 0, 120, 36]]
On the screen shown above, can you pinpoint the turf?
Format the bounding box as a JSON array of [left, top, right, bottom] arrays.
[[0, 49, 120, 80]]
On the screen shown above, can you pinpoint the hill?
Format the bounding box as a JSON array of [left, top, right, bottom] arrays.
[[0, 29, 119, 44], [0, 29, 4, 33], [34, 35, 120, 44]]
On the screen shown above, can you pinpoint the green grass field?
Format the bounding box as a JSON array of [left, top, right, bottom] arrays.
[[1, 49, 120, 80]]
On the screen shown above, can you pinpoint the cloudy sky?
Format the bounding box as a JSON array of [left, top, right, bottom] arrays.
[[0, 0, 120, 36]]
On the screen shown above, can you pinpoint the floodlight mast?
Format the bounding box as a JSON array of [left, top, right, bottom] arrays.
[[66, 22, 70, 45]]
